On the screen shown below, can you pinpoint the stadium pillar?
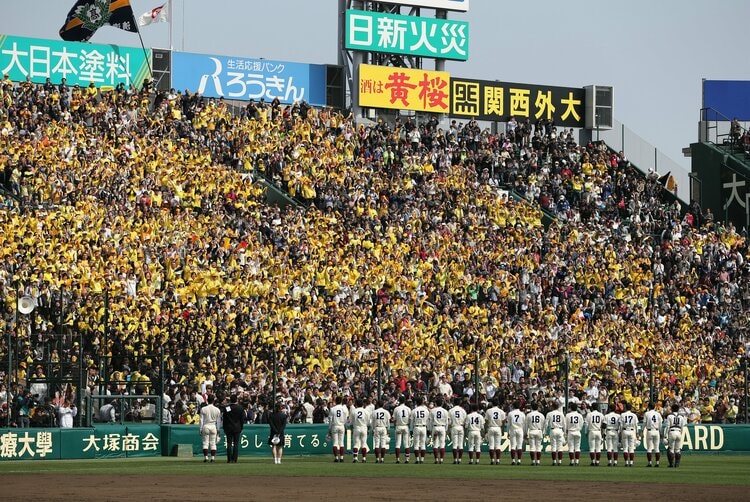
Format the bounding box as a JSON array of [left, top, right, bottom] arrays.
[[564, 354, 569, 412], [6, 326, 11, 427], [158, 345, 165, 425], [435, 10, 446, 73], [377, 350, 382, 402], [474, 349, 479, 405], [272, 350, 277, 405], [649, 361, 655, 405], [744, 356, 748, 424], [102, 289, 109, 396]]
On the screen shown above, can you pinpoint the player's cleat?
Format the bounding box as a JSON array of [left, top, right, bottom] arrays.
[[475, 460, 479, 465], [647, 462, 652, 467], [655, 463, 659, 467], [404, 459, 409, 464], [362, 459, 366, 463], [353, 459, 357, 463], [395, 459, 400, 464], [590, 462, 595, 466], [468, 460, 473, 465], [452, 459, 457, 464]]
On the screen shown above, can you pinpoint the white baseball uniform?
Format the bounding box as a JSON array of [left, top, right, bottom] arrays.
[[464, 411, 485, 453], [429, 406, 449, 451], [586, 409, 605, 454], [525, 410, 545, 456], [643, 408, 663, 454], [371, 407, 391, 450], [393, 403, 412, 452], [449, 405, 467, 451], [484, 406, 506, 452], [565, 410, 584, 454]]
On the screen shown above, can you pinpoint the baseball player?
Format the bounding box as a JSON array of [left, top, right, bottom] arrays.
[[350, 398, 370, 463], [565, 402, 584, 465], [507, 400, 526, 465], [545, 400, 566, 466], [328, 395, 349, 463], [370, 400, 391, 464], [585, 403, 605, 466], [643, 401, 663, 467], [620, 402, 640, 467], [429, 398, 449, 464], [199, 394, 221, 463], [464, 403, 485, 464], [603, 404, 622, 466], [525, 402, 545, 466], [484, 397, 506, 465], [410, 397, 430, 464], [393, 396, 412, 463], [448, 397, 467, 464], [663, 403, 687, 468]]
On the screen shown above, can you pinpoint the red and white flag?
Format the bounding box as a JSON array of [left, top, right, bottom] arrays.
[[138, 2, 169, 26]]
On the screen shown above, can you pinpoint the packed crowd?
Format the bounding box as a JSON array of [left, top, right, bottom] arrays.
[[0, 74, 748, 429]]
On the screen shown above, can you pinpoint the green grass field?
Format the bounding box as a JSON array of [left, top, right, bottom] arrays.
[[2, 455, 749, 486]]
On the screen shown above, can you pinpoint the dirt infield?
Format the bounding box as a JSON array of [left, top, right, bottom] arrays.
[[1, 474, 747, 502]]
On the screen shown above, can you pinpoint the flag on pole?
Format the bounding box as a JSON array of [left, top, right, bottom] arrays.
[[138, 3, 170, 27], [60, 0, 138, 42]]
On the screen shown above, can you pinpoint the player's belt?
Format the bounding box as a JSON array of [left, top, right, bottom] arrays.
[[415, 424, 427, 428], [669, 427, 682, 431]]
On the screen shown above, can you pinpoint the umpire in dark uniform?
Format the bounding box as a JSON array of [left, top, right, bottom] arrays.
[[221, 394, 245, 463]]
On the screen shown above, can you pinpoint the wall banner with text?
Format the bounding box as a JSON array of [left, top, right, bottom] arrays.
[[359, 63, 450, 113], [450, 77, 586, 127]]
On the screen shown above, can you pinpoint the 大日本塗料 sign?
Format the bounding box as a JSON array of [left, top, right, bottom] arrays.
[[0, 33, 151, 88]]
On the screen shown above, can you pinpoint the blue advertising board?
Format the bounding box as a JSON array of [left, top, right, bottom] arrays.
[[171, 51, 326, 106], [703, 80, 750, 121]]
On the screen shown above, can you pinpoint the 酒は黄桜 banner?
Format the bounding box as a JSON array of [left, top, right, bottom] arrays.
[[359, 64, 450, 113]]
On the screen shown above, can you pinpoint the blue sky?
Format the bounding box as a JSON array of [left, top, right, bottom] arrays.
[[1, 0, 749, 172]]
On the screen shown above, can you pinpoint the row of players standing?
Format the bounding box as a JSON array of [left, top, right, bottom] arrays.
[[327, 396, 688, 468]]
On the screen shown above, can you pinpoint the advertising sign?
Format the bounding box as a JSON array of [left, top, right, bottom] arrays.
[[171, 51, 327, 106], [721, 165, 750, 231], [346, 9, 468, 61], [0, 33, 151, 88], [703, 80, 750, 121], [383, 0, 470, 12], [359, 64, 450, 113], [450, 77, 586, 128], [0, 425, 161, 460]]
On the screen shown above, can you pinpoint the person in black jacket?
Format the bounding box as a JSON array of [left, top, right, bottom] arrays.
[[221, 394, 245, 463], [268, 402, 288, 464]]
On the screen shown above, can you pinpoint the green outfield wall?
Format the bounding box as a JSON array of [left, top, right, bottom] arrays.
[[0, 424, 747, 460]]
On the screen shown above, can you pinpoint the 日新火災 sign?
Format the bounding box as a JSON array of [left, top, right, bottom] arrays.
[[450, 77, 586, 128], [359, 64, 450, 113], [346, 10, 468, 61], [0, 33, 151, 88]]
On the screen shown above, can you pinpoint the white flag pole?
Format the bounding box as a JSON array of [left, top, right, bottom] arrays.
[[168, 0, 173, 49]]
